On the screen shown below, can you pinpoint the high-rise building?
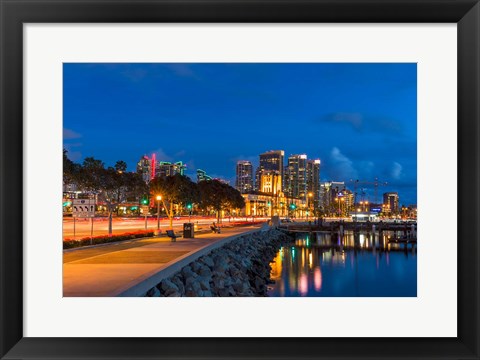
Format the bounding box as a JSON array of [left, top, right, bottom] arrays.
[[320, 181, 346, 214], [236, 160, 254, 193], [255, 150, 284, 191], [383, 192, 399, 213], [254, 168, 262, 192], [136, 155, 152, 183], [306, 159, 321, 209], [196, 169, 212, 182], [284, 154, 307, 199], [156, 161, 186, 178], [341, 189, 355, 213]]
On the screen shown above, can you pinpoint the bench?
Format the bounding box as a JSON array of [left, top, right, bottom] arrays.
[[166, 230, 177, 242], [210, 225, 221, 234]]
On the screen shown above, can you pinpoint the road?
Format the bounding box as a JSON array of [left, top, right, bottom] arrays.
[[63, 216, 267, 239]]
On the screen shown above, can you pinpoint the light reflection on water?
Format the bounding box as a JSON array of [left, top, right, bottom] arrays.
[[268, 232, 417, 297]]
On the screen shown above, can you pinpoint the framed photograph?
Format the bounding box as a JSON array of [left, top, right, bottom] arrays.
[[1, 0, 479, 359]]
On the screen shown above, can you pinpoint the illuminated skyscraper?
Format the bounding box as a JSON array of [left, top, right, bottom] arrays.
[[196, 169, 213, 182], [320, 181, 346, 214], [383, 192, 399, 214], [307, 159, 321, 209], [136, 155, 152, 183], [155, 161, 186, 178], [255, 150, 284, 191], [284, 154, 307, 199], [236, 160, 254, 193]]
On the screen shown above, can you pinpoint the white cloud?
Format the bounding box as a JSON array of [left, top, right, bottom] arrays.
[[63, 128, 81, 139], [334, 113, 362, 128], [149, 148, 173, 162], [390, 162, 403, 179], [329, 147, 358, 180]]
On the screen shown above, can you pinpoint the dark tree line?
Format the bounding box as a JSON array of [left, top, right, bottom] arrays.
[[64, 149, 147, 234], [63, 149, 245, 231]]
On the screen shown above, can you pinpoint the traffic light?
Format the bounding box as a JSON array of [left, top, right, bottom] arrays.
[[186, 203, 192, 210], [141, 195, 149, 205], [267, 201, 271, 207], [290, 203, 297, 210]]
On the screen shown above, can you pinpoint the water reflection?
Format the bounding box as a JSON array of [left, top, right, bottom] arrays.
[[268, 232, 417, 297]]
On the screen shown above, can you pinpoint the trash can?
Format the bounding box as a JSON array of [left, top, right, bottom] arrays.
[[183, 222, 194, 238]]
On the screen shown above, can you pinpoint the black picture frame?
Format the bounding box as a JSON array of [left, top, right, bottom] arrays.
[[1, 1, 479, 359]]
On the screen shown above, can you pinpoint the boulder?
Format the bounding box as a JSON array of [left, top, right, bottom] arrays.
[[198, 276, 211, 291], [171, 276, 185, 294], [146, 287, 161, 297], [254, 276, 266, 294], [161, 279, 179, 293], [181, 265, 196, 279], [165, 288, 181, 297], [145, 229, 295, 298], [198, 264, 213, 278], [212, 277, 225, 290], [185, 281, 202, 297], [200, 256, 214, 268], [191, 261, 202, 274]]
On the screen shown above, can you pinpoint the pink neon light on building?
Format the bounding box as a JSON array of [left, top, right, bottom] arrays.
[[151, 153, 156, 180]]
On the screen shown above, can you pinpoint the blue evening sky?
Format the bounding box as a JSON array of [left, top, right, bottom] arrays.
[[64, 63, 417, 205]]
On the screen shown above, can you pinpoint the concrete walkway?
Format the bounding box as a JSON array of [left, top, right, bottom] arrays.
[[63, 225, 261, 297]]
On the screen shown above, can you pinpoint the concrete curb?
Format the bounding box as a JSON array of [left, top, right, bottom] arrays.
[[116, 228, 263, 297]]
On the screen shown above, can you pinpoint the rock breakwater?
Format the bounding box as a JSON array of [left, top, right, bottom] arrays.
[[145, 228, 293, 297]]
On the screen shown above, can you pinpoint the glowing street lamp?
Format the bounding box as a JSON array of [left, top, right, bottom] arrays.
[[335, 196, 345, 217], [187, 203, 192, 222], [156, 195, 162, 231]]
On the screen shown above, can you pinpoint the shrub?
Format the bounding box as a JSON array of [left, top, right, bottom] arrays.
[[63, 230, 155, 249]]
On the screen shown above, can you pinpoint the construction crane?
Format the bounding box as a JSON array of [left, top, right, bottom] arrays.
[[357, 188, 367, 202], [349, 178, 388, 205]]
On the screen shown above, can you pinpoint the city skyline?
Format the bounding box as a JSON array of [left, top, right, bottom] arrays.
[[64, 63, 417, 204]]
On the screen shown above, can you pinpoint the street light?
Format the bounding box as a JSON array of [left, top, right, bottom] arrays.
[[156, 195, 162, 231], [187, 203, 192, 222], [335, 196, 345, 217]]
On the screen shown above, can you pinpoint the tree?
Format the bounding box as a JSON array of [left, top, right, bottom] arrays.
[[198, 180, 245, 223], [149, 174, 199, 229], [63, 148, 82, 188], [78, 157, 106, 193], [73, 157, 142, 235], [224, 185, 245, 214], [123, 171, 148, 203], [114, 160, 127, 173]]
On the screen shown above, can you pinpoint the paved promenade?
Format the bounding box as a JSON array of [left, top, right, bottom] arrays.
[[63, 225, 261, 297]]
